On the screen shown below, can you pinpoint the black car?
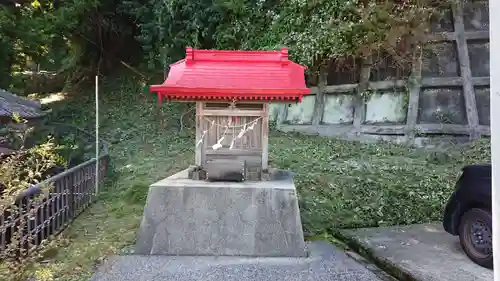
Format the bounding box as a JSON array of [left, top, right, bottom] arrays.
[[443, 164, 492, 269]]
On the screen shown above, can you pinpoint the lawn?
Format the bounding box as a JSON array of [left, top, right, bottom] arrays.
[[15, 74, 491, 281]]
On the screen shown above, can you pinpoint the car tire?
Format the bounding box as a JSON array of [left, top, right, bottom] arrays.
[[458, 208, 493, 269]]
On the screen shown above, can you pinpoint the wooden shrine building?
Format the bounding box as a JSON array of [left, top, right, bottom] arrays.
[[150, 47, 309, 181]]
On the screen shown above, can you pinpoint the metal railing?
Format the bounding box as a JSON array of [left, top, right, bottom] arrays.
[[0, 122, 110, 258]]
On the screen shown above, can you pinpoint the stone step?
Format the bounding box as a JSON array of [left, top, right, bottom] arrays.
[[90, 241, 383, 281]]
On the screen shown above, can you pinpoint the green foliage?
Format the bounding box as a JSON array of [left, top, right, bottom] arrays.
[[0, 7, 16, 86], [0, 1, 94, 88], [0, 143, 61, 208], [122, 0, 221, 69], [0, 115, 68, 208], [0, 0, 143, 90], [1, 0, 448, 91], [127, 0, 445, 76], [0, 113, 102, 280], [0, 116, 67, 280], [126, 0, 284, 67], [275, 0, 437, 70], [211, 0, 282, 50]]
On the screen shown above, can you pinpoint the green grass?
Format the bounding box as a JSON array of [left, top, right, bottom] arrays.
[[17, 74, 491, 280]]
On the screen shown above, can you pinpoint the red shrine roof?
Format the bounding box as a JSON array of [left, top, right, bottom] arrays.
[[150, 47, 310, 102]]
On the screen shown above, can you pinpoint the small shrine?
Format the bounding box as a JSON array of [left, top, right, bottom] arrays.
[[150, 47, 310, 181], [135, 47, 309, 258]]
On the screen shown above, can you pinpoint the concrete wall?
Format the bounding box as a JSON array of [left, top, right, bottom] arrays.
[[270, 91, 408, 126], [269, 0, 490, 142]]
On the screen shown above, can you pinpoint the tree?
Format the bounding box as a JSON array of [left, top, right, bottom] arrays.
[[263, 0, 440, 79], [123, 0, 223, 69]]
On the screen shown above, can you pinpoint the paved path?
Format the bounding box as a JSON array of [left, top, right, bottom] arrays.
[[90, 241, 383, 281], [341, 223, 493, 281]]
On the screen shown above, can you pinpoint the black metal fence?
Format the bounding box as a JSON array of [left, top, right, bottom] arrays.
[[0, 123, 110, 258]]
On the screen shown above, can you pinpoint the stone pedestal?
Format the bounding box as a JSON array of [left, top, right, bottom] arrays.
[[134, 168, 307, 257]]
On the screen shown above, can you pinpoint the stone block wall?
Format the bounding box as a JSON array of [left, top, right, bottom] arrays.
[[270, 0, 490, 141]]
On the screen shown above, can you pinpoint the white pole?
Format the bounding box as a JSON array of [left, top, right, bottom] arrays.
[[95, 75, 100, 196], [490, 0, 500, 277]]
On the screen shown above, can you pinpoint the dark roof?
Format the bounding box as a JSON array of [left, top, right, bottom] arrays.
[[0, 89, 45, 119]]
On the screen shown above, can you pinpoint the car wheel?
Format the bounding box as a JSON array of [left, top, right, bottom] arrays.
[[458, 208, 493, 269]]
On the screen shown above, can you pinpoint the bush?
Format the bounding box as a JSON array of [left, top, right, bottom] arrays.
[[0, 116, 66, 279]]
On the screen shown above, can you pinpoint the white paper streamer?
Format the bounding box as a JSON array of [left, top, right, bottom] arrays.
[[237, 124, 246, 139], [247, 120, 256, 131]]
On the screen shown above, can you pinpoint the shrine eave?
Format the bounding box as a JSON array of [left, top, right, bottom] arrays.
[[150, 86, 310, 102]]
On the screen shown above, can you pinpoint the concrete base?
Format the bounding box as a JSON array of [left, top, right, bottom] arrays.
[[340, 223, 493, 281], [90, 241, 383, 281], [134, 168, 307, 257]]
